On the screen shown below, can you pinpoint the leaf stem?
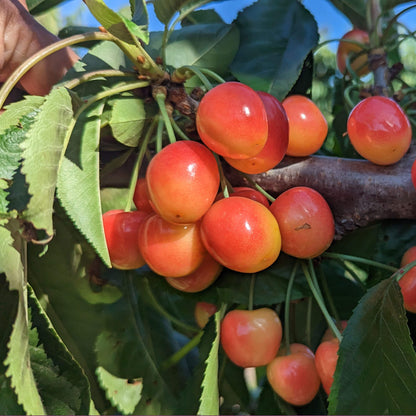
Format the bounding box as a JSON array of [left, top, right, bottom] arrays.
[[284, 261, 298, 354]]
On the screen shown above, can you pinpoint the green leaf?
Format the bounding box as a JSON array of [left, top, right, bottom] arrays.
[[327, 0, 367, 29], [197, 308, 222, 416], [165, 23, 240, 76], [153, 0, 189, 25], [28, 285, 91, 415], [130, 0, 149, 27], [20, 88, 74, 236], [0, 223, 45, 415], [109, 95, 146, 147], [84, 0, 149, 44], [26, 0, 66, 14], [230, 0, 319, 100], [96, 366, 142, 415], [0, 373, 25, 416], [57, 101, 111, 267], [328, 277, 416, 414]]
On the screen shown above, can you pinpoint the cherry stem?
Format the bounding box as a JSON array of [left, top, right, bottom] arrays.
[[241, 174, 275, 203], [155, 92, 176, 144], [318, 264, 341, 324], [124, 120, 157, 212], [155, 117, 164, 153], [174, 66, 213, 90], [284, 261, 298, 355], [331, 258, 367, 291], [215, 154, 231, 198], [161, 331, 203, 370], [305, 296, 313, 347], [248, 274, 256, 311], [322, 252, 398, 273], [393, 258, 416, 282], [170, 118, 191, 141], [301, 260, 343, 343]]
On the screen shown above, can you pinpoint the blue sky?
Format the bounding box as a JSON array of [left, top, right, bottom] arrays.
[[60, 0, 415, 51]]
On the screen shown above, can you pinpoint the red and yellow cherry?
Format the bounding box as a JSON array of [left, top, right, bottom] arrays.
[[347, 96, 412, 166], [225, 91, 288, 173], [201, 197, 281, 273], [220, 308, 282, 368], [282, 95, 328, 157], [102, 209, 148, 270], [314, 338, 340, 395], [133, 177, 154, 213], [336, 29, 370, 77], [196, 82, 268, 159], [215, 186, 270, 207], [411, 160, 416, 191], [138, 213, 206, 278], [269, 186, 335, 259], [165, 253, 223, 293], [267, 344, 321, 406], [278, 342, 315, 359], [146, 140, 220, 224], [195, 301, 218, 329], [399, 246, 416, 313]]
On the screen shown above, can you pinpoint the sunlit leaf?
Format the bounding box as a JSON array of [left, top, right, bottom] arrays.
[[329, 277, 416, 414]]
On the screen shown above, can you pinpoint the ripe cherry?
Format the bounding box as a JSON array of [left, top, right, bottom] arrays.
[[165, 253, 223, 293], [220, 308, 282, 368], [347, 96, 412, 166], [314, 338, 340, 395], [282, 95, 328, 157], [201, 196, 281, 273], [269, 186, 335, 259], [146, 140, 220, 224], [399, 246, 416, 313], [196, 82, 268, 159], [225, 91, 288, 173], [321, 320, 348, 342], [138, 213, 206, 278], [133, 177, 154, 213], [267, 343, 321, 406], [102, 209, 148, 270], [336, 29, 370, 77], [195, 301, 218, 329]]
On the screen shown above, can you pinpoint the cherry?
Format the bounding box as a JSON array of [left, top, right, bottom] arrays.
[[194, 301, 218, 329], [220, 308, 282, 368], [215, 186, 270, 207], [314, 338, 340, 395], [196, 82, 268, 159], [267, 343, 321, 406], [269, 186, 335, 259], [138, 213, 206, 278], [133, 177, 154, 213], [225, 91, 288, 174], [399, 246, 416, 313], [164, 253, 223, 293], [336, 29, 370, 77], [347, 96, 412, 166], [201, 196, 281, 273], [146, 140, 220, 224], [102, 209, 148, 270], [321, 320, 348, 342], [282, 95, 328, 157]]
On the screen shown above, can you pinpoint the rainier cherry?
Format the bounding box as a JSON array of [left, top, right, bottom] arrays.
[[399, 246, 416, 313], [195, 302, 218, 329], [102, 209, 148, 270], [220, 308, 282, 368], [138, 213, 206, 278], [269, 186, 335, 259], [347, 96, 411, 166], [196, 82, 268, 159], [133, 177, 154, 213], [201, 196, 281, 273], [146, 140, 220, 224], [315, 338, 340, 395], [225, 91, 288, 173], [336, 29, 370, 77], [267, 343, 321, 406], [282, 95, 328, 157]]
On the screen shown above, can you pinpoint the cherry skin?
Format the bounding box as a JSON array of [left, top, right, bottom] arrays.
[[196, 82, 268, 159], [194, 302, 218, 329], [201, 196, 281, 273], [164, 253, 223, 293], [347, 96, 412, 166], [225, 91, 288, 174], [399, 246, 416, 313], [220, 308, 282, 368], [267, 344, 321, 406], [133, 177, 154, 213], [336, 29, 370, 77], [215, 186, 270, 207], [282, 95, 328, 157], [411, 159, 416, 191], [314, 338, 340, 395], [102, 209, 148, 270], [269, 186, 335, 259], [138, 213, 206, 278], [146, 140, 220, 224]]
